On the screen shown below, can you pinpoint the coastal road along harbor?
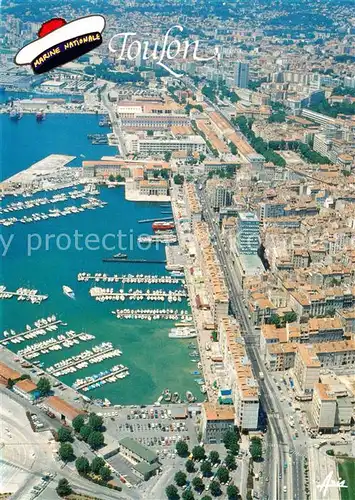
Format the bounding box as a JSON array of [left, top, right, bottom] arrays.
[[197, 185, 304, 500], [0, 388, 137, 499]]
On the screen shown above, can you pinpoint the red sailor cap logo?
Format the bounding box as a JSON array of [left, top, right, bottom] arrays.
[[14, 15, 105, 74]]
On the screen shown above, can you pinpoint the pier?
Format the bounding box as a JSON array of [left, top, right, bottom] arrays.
[[75, 366, 129, 391], [90, 287, 187, 301], [50, 346, 118, 376], [138, 217, 174, 224], [0, 286, 48, 304], [102, 258, 166, 264], [0, 320, 62, 345], [77, 273, 183, 283], [20, 332, 95, 357]]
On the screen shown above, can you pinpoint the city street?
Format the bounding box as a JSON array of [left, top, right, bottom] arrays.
[[197, 185, 305, 500]]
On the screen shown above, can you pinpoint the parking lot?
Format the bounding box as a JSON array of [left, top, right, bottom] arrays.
[[98, 405, 200, 485]]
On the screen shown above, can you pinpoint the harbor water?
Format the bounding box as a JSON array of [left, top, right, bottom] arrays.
[[0, 110, 202, 405]]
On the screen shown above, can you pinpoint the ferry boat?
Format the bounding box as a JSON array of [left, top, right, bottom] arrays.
[[113, 253, 128, 260], [152, 221, 175, 231], [62, 285, 75, 299], [169, 327, 197, 339]]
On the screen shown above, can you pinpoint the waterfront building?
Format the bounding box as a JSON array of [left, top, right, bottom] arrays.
[[0, 362, 20, 385], [45, 396, 85, 425], [184, 183, 202, 224], [219, 317, 260, 430], [82, 159, 169, 179], [13, 379, 38, 401], [139, 179, 169, 196], [119, 114, 190, 131], [200, 403, 235, 444], [130, 135, 206, 155], [235, 61, 249, 89], [119, 437, 160, 479]]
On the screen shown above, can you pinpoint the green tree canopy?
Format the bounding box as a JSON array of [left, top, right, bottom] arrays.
[[216, 466, 229, 484], [88, 413, 104, 431], [176, 440, 189, 457], [227, 484, 239, 499], [58, 442, 74, 462], [200, 460, 212, 477], [174, 174, 184, 185], [225, 453, 237, 470], [249, 437, 263, 461], [75, 456, 90, 475], [91, 456, 106, 474], [175, 470, 187, 487], [166, 484, 179, 500], [185, 459, 195, 473], [192, 476, 204, 492], [192, 445, 206, 461], [209, 450, 220, 464], [209, 480, 221, 497], [87, 430, 105, 450], [72, 414, 85, 433], [80, 424, 92, 442], [99, 466, 111, 482], [57, 426, 73, 443], [56, 478, 72, 497], [36, 377, 51, 396], [182, 490, 194, 500]]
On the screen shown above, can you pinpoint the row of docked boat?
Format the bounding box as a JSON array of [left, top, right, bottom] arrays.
[[46, 342, 115, 374], [159, 388, 196, 404], [0, 286, 48, 304], [2, 315, 58, 338], [77, 273, 183, 284], [73, 364, 130, 391], [0, 192, 68, 214], [0, 199, 107, 226], [47, 344, 122, 376], [112, 308, 192, 321], [90, 287, 187, 303], [17, 332, 95, 359]]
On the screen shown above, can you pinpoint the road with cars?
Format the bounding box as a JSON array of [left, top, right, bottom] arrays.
[[196, 185, 305, 500]]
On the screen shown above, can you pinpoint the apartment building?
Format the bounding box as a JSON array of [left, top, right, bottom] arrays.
[[194, 221, 229, 323], [184, 183, 202, 224], [294, 344, 321, 393], [311, 383, 337, 432], [200, 403, 235, 444], [219, 317, 259, 430], [288, 287, 355, 318]]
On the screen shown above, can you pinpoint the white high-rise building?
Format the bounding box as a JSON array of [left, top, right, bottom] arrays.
[[235, 61, 249, 89]]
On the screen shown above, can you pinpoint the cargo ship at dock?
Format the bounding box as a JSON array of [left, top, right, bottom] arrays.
[[152, 221, 175, 231]]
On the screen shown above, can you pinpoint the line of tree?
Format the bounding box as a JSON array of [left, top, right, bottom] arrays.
[[268, 139, 331, 164], [71, 413, 105, 449], [309, 97, 355, 118], [84, 64, 143, 84], [232, 116, 286, 167]]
